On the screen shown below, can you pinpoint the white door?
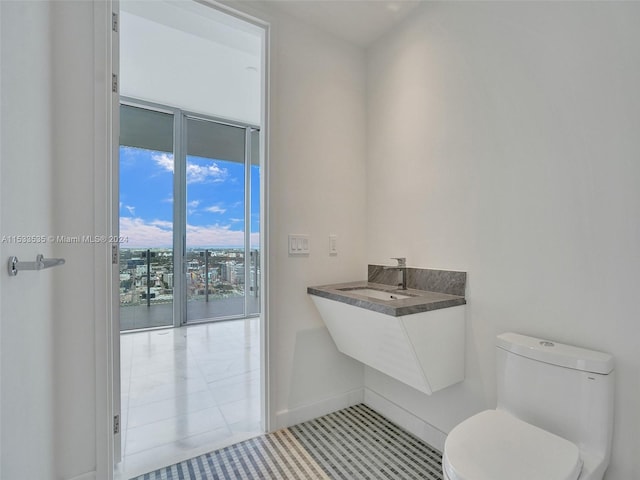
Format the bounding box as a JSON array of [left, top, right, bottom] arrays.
[[0, 2, 57, 477]]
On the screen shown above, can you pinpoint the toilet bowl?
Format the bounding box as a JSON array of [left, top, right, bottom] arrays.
[[443, 410, 582, 480], [442, 333, 614, 480]]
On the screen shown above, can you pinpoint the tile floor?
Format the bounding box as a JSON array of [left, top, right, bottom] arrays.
[[131, 404, 444, 480], [115, 318, 262, 479]]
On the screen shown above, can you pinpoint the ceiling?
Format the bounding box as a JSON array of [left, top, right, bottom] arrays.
[[260, 0, 423, 47]]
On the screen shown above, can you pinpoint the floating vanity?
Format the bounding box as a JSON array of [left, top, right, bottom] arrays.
[[308, 265, 466, 395]]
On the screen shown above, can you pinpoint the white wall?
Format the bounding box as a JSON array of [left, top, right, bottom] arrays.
[[366, 2, 640, 479], [120, 3, 262, 125], [260, 5, 369, 427], [0, 1, 56, 478]]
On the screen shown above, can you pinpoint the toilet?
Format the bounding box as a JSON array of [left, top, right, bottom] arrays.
[[442, 332, 615, 480]]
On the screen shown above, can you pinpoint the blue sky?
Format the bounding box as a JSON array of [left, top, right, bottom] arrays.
[[120, 146, 259, 248]]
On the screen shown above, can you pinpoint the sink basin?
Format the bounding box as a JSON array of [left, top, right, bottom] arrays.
[[340, 288, 412, 301]]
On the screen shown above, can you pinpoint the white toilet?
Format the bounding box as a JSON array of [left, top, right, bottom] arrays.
[[442, 332, 615, 480]]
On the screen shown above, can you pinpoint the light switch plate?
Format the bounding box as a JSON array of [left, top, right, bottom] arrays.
[[288, 234, 310, 256], [329, 234, 338, 256]]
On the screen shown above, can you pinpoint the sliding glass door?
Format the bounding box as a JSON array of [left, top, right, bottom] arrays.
[[185, 117, 247, 323], [119, 105, 175, 330], [119, 101, 260, 330]]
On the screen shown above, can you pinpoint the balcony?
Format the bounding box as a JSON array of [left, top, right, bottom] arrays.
[[120, 248, 260, 331]]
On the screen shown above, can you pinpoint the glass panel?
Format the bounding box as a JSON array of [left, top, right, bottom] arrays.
[[119, 105, 174, 331], [247, 129, 260, 316], [185, 118, 247, 322]]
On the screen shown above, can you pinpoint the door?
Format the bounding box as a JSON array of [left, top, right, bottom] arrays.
[[184, 117, 260, 323], [119, 104, 176, 331]]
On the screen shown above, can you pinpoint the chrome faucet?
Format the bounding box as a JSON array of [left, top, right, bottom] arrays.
[[383, 257, 407, 290]]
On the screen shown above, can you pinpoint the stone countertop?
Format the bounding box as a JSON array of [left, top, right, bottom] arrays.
[[307, 281, 466, 317]]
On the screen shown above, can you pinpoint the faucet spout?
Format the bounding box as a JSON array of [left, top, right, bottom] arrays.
[[383, 257, 408, 290]]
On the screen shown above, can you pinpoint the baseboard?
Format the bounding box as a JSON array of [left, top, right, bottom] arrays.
[[67, 472, 96, 480], [275, 388, 364, 429], [364, 388, 447, 452]]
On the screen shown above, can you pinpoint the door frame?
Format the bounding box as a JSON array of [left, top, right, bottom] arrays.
[[93, 0, 120, 477], [94, 1, 272, 477]]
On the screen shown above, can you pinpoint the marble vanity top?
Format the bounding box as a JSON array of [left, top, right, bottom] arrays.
[[307, 281, 466, 317]]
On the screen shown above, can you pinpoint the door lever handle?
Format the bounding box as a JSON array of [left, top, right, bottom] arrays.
[[8, 254, 65, 276]]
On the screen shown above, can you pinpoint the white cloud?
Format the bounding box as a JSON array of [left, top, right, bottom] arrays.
[[186, 223, 243, 246], [151, 153, 228, 184], [120, 217, 173, 247], [205, 205, 227, 214], [187, 162, 228, 184], [152, 153, 174, 173], [120, 217, 256, 248], [187, 200, 201, 215], [149, 219, 173, 229]]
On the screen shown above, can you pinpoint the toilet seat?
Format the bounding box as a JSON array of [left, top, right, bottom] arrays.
[[443, 410, 582, 480]]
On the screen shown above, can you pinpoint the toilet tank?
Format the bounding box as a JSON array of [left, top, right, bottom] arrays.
[[496, 333, 614, 457]]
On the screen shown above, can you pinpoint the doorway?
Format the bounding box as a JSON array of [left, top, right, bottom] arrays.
[[114, 2, 267, 477]]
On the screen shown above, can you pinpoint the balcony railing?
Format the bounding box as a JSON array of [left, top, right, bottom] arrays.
[[119, 248, 260, 331]]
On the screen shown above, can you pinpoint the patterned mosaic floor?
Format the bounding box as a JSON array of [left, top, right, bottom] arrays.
[[131, 404, 443, 480]]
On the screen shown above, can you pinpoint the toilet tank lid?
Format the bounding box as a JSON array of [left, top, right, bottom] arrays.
[[497, 333, 614, 374]]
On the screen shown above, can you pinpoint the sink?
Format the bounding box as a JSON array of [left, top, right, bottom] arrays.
[[309, 293, 465, 395], [340, 288, 412, 301], [308, 280, 467, 395]]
